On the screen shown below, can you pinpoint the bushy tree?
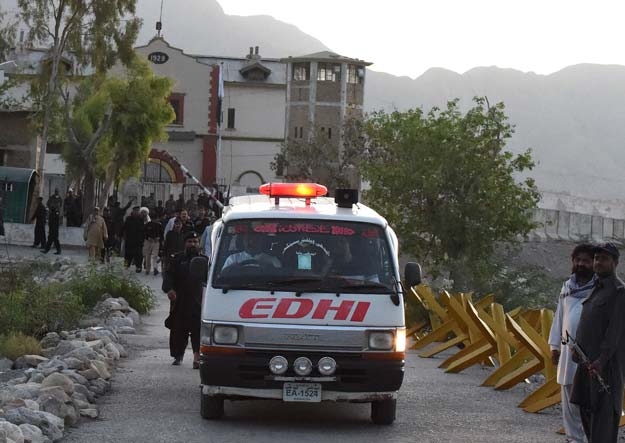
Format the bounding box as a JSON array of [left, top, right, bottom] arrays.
[[360, 98, 540, 291], [271, 118, 366, 191], [62, 58, 175, 211], [17, 0, 141, 192]]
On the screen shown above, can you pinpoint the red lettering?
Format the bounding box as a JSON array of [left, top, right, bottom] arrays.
[[312, 300, 355, 321], [273, 299, 314, 319], [254, 223, 278, 233], [350, 302, 371, 322], [239, 298, 276, 319]]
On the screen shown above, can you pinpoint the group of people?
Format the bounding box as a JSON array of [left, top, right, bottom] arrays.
[[31, 187, 224, 263], [30, 188, 72, 254], [549, 242, 625, 443]]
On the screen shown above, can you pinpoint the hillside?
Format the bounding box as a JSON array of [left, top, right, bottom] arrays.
[[2, 0, 624, 202]]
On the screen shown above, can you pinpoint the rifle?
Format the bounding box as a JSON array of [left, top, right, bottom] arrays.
[[562, 331, 611, 394]]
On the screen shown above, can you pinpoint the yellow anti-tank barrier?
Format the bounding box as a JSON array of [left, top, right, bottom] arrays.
[[407, 284, 624, 431]]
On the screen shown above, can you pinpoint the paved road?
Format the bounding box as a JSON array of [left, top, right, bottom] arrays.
[[56, 270, 564, 443]]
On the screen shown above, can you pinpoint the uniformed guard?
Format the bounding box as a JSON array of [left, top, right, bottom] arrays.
[[162, 231, 207, 369], [30, 197, 47, 248], [571, 242, 625, 443]]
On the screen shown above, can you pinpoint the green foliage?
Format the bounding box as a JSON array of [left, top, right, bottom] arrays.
[[0, 287, 84, 338], [0, 262, 155, 338], [360, 98, 540, 291], [17, 0, 141, 74], [62, 58, 175, 206], [0, 333, 42, 361], [62, 265, 156, 315]]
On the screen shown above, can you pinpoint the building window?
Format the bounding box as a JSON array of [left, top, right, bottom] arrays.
[[347, 65, 363, 84], [293, 63, 310, 81], [169, 93, 185, 125], [328, 127, 332, 139], [227, 108, 236, 129], [299, 127, 303, 138], [317, 63, 340, 82]]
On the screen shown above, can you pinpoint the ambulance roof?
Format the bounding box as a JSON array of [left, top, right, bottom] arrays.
[[222, 195, 388, 227]]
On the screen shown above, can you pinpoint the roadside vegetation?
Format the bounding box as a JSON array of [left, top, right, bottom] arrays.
[[0, 261, 155, 340]]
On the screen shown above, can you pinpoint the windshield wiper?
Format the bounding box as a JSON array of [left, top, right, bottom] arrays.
[[216, 281, 275, 294]]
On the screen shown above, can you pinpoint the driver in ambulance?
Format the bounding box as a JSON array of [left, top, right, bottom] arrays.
[[222, 232, 282, 269]]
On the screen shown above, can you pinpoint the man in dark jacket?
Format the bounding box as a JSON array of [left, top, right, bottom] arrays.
[[162, 218, 185, 272], [162, 231, 207, 368], [111, 198, 134, 252], [571, 242, 625, 443], [31, 197, 47, 248], [122, 206, 145, 272], [41, 207, 61, 255]]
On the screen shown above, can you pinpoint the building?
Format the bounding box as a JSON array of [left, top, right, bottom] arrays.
[[132, 38, 287, 200], [283, 52, 371, 147]]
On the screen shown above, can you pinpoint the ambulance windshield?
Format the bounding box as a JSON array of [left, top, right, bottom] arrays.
[[212, 219, 395, 294]]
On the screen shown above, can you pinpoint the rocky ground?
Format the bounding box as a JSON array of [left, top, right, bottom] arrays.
[[0, 247, 148, 443]]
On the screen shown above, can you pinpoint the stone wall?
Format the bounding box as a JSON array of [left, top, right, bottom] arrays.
[[2, 223, 85, 247], [529, 208, 625, 243]]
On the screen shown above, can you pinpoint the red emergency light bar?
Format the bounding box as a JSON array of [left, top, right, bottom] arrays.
[[259, 183, 328, 206]]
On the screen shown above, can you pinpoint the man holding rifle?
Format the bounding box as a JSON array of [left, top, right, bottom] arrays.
[[571, 242, 625, 443]]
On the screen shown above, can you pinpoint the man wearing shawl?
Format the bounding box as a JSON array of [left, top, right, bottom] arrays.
[[548, 243, 596, 443]]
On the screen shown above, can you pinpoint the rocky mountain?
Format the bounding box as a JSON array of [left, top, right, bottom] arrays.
[[3, 0, 624, 202], [135, 0, 625, 203]]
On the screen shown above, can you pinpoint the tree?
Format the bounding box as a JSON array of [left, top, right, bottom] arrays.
[[271, 118, 366, 191], [62, 57, 175, 212], [360, 98, 540, 291], [0, 6, 16, 61], [17, 0, 141, 193]]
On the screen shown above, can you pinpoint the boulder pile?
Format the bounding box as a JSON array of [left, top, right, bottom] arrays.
[[0, 295, 140, 443]]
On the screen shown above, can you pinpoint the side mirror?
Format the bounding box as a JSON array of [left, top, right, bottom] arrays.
[[190, 256, 209, 285], [404, 262, 422, 288]]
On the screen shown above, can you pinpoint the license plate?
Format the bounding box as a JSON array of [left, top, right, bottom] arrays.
[[282, 383, 322, 402]]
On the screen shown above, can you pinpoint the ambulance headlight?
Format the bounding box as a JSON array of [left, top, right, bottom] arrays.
[[368, 331, 394, 350], [213, 326, 239, 345], [317, 357, 337, 376], [293, 357, 313, 376], [269, 356, 288, 375]]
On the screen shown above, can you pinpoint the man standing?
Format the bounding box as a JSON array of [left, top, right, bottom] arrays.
[[143, 209, 163, 276], [122, 206, 145, 273], [30, 197, 47, 248], [162, 231, 207, 368], [46, 188, 63, 213], [548, 244, 596, 443], [41, 206, 61, 255], [165, 194, 176, 215], [571, 242, 625, 443], [63, 189, 77, 227], [83, 207, 108, 262]]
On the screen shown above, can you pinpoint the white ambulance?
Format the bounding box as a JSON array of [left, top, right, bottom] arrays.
[[192, 183, 421, 425]]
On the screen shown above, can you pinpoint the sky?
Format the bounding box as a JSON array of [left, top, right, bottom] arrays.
[[221, 0, 625, 78]]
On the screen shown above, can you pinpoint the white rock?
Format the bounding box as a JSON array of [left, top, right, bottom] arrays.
[[0, 408, 63, 442], [0, 421, 24, 443], [113, 343, 128, 358], [106, 316, 133, 329], [79, 409, 98, 419], [9, 383, 43, 401], [104, 343, 120, 361], [89, 361, 111, 380], [19, 424, 45, 443], [41, 373, 74, 396], [14, 356, 49, 370], [52, 341, 87, 356], [126, 308, 141, 326], [116, 326, 136, 335], [0, 358, 14, 371]]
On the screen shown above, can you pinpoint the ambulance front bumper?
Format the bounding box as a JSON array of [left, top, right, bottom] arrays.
[[200, 384, 398, 402]]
